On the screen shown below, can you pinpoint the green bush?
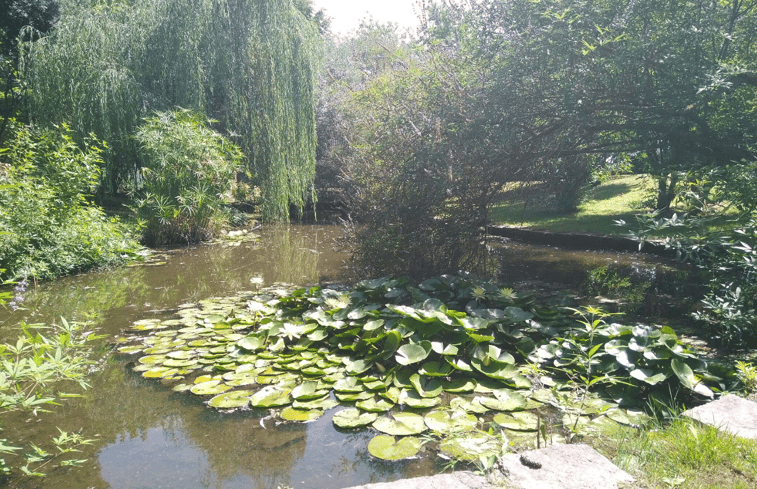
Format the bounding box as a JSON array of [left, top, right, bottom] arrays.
[[0, 122, 137, 282], [131, 109, 242, 246]]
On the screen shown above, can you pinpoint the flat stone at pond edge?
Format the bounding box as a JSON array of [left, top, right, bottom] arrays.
[[341, 444, 632, 489], [496, 444, 634, 489], [683, 394, 757, 439], [341, 471, 487, 489]]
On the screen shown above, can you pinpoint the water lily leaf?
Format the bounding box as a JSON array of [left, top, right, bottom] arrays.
[[138, 354, 166, 365], [441, 378, 476, 393], [345, 358, 373, 375], [399, 389, 441, 409], [367, 435, 422, 461], [332, 408, 379, 428], [163, 358, 198, 368], [629, 368, 668, 385], [379, 386, 402, 403], [142, 367, 179, 379], [451, 397, 490, 414], [380, 331, 402, 360], [208, 390, 253, 409], [457, 317, 491, 330], [424, 410, 478, 434], [118, 345, 145, 354], [505, 306, 533, 322], [446, 357, 472, 371], [291, 381, 329, 400], [334, 376, 364, 393], [440, 433, 503, 461], [372, 413, 427, 436], [476, 392, 527, 412], [191, 380, 232, 396], [335, 391, 373, 402], [280, 407, 324, 422], [493, 412, 539, 431], [471, 359, 518, 381], [409, 374, 443, 398], [431, 342, 459, 356], [671, 358, 695, 389], [167, 350, 196, 359], [396, 343, 432, 365], [238, 335, 265, 351], [467, 332, 495, 343], [356, 396, 394, 412], [249, 385, 292, 408], [419, 361, 453, 377], [293, 397, 339, 411], [605, 408, 651, 426]]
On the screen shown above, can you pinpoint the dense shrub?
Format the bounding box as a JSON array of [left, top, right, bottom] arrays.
[[0, 122, 137, 281], [131, 109, 242, 246]]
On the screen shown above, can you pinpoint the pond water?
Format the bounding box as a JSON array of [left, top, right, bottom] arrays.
[[0, 224, 685, 488]]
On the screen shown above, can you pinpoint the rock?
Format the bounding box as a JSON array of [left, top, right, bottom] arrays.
[[683, 394, 757, 439], [495, 444, 635, 489], [340, 471, 488, 489]]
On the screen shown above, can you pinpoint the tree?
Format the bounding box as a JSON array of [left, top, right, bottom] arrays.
[[20, 0, 322, 220]]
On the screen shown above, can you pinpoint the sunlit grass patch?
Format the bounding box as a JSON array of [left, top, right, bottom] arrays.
[[489, 175, 654, 235], [609, 416, 757, 489]]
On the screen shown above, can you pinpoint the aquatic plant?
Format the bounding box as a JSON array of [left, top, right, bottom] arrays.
[[118, 275, 722, 462]]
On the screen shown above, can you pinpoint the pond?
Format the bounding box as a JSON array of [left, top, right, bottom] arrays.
[[0, 224, 686, 488]]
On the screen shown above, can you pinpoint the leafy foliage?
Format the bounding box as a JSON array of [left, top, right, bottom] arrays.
[[0, 318, 97, 477], [131, 109, 242, 246], [21, 0, 321, 219], [119, 275, 725, 463], [0, 122, 137, 281]]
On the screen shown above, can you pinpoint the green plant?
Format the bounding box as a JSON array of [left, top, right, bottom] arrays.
[[0, 122, 138, 282], [735, 361, 757, 396], [131, 109, 242, 245], [0, 318, 98, 477], [613, 417, 757, 489], [117, 274, 725, 466]]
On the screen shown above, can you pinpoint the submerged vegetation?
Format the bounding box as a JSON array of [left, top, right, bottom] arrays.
[[118, 275, 729, 464]]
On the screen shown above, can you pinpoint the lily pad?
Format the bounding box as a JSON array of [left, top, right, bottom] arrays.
[[191, 380, 232, 396], [440, 433, 504, 461], [208, 390, 253, 409], [493, 411, 539, 431], [424, 410, 478, 434], [332, 408, 379, 428], [399, 389, 441, 409], [249, 385, 292, 408], [280, 407, 324, 422], [367, 435, 422, 461], [293, 397, 339, 411], [355, 396, 395, 412], [372, 413, 427, 436]]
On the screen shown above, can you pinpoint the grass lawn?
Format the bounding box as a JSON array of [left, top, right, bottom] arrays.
[[489, 174, 655, 235], [605, 417, 757, 489]]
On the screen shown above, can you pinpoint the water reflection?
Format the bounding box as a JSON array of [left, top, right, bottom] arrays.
[[0, 226, 687, 488]]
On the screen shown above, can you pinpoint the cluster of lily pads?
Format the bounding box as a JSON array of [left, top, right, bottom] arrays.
[[117, 275, 723, 461]]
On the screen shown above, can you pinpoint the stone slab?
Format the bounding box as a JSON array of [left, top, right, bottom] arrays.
[[341, 471, 488, 489], [495, 444, 635, 489], [683, 394, 757, 439]]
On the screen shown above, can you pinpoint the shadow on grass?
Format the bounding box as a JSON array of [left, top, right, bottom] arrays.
[[587, 182, 633, 202]]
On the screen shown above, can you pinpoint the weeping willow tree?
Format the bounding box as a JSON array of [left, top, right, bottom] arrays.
[[210, 0, 320, 220], [21, 0, 321, 220]]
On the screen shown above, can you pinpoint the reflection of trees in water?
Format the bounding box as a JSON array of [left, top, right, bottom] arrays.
[[259, 224, 329, 285], [0, 266, 150, 332]]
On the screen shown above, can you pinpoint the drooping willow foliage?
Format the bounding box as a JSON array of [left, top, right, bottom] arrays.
[[21, 0, 321, 220]]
